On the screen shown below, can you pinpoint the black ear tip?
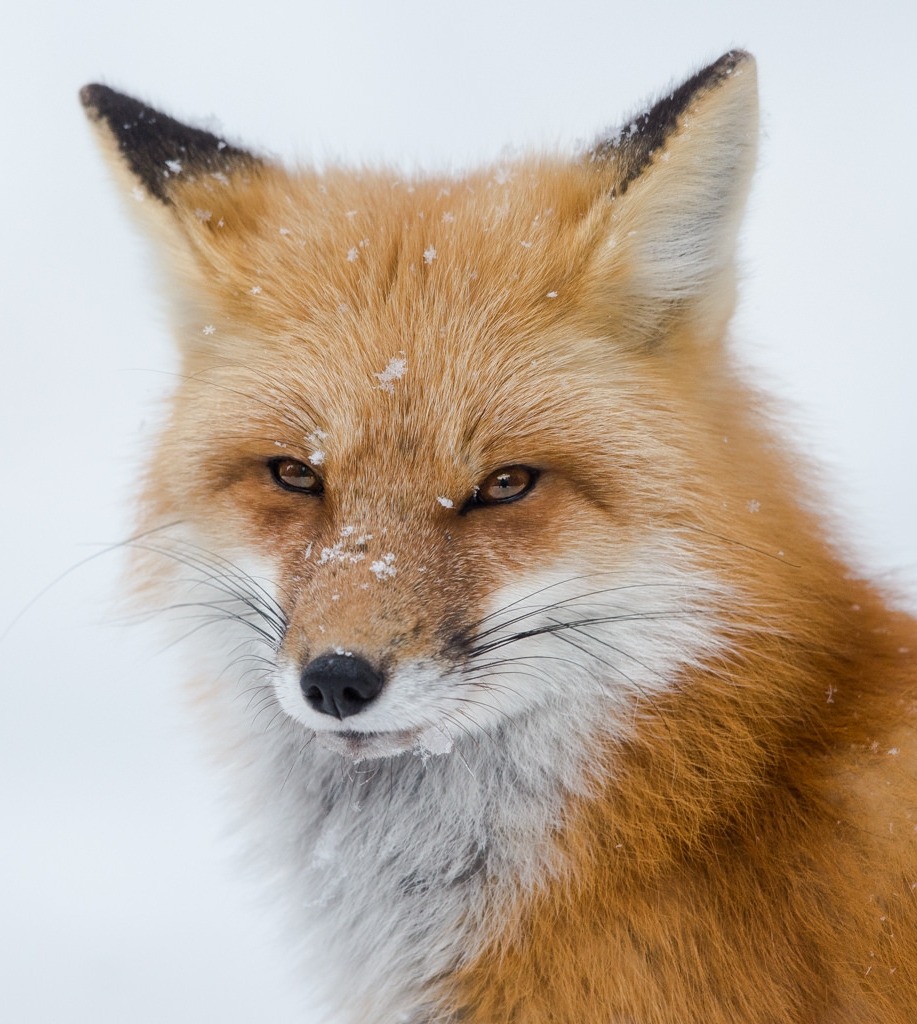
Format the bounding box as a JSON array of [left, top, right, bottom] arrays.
[[79, 83, 126, 120], [78, 83, 161, 130], [706, 49, 755, 84], [590, 48, 756, 190], [79, 83, 98, 111], [79, 83, 104, 110], [79, 83, 261, 203], [715, 49, 753, 71]]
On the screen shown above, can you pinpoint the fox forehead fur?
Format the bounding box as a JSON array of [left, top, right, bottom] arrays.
[[81, 51, 917, 1024]]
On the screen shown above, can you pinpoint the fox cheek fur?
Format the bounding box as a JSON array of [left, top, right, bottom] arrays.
[[81, 50, 917, 1024]]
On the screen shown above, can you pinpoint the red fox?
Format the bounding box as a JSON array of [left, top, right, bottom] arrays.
[[81, 51, 917, 1023]]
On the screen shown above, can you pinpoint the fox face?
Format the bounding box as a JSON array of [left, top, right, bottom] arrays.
[[83, 53, 917, 1024], [82, 55, 754, 768]]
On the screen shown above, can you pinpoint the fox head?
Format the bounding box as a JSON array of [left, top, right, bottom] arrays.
[[82, 54, 786, 766]]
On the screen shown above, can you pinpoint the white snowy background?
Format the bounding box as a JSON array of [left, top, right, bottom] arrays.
[[1, 1, 915, 1021]]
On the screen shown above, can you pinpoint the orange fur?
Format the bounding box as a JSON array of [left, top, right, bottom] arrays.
[[451, 579, 917, 1022], [81, 52, 917, 1022]]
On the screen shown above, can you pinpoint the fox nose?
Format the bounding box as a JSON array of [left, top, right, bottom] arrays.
[[300, 652, 385, 719]]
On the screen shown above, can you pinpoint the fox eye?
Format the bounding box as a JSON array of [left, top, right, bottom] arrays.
[[268, 457, 324, 495], [474, 465, 539, 506]]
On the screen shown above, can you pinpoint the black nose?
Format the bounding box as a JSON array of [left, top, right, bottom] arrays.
[[300, 652, 384, 719]]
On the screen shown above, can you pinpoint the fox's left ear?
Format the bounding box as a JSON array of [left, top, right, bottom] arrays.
[[583, 51, 758, 345]]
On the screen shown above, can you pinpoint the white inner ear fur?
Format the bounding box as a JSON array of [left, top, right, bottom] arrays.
[[595, 60, 758, 340]]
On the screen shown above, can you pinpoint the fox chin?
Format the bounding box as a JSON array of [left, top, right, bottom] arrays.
[[81, 51, 917, 1024]]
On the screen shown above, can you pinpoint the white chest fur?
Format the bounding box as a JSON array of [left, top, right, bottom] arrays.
[[222, 702, 593, 1024]]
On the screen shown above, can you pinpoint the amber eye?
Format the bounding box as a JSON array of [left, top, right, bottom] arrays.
[[268, 457, 324, 495], [473, 465, 539, 506]]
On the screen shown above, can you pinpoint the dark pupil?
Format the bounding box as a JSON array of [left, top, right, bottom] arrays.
[[281, 461, 313, 487], [485, 468, 528, 500]]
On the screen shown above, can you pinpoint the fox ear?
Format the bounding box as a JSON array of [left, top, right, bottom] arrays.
[[79, 84, 261, 205], [80, 85, 269, 329], [583, 51, 758, 345]]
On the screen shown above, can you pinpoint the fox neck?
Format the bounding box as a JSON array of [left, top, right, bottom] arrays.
[[212, 683, 601, 1023]]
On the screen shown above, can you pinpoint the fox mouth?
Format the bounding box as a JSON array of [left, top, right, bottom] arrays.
[[314, 728, 415, 760], [312, 725, 453, 763]]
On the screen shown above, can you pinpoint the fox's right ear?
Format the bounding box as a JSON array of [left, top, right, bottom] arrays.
[[79, 85, 268, 286], [79, 84, 261, 206]]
